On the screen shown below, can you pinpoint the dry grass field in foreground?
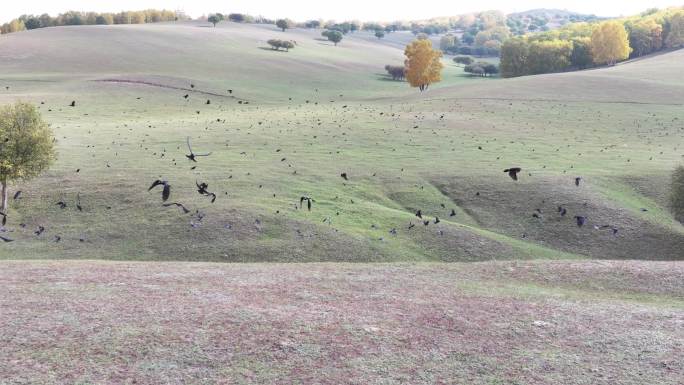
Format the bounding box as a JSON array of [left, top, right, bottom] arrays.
[[1, 260, 682, 385]]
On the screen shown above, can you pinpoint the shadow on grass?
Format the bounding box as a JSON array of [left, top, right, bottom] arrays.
[[257, 47, 291, 53]]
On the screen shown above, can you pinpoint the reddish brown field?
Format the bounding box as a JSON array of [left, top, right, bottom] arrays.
[[1, 260, 682, 385]]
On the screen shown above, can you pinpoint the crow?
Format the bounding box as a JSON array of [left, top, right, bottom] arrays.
[[574, 216, 586, 227], [575, 177, 582, 186], [149, 180, 171, 201], [186, 137, 212, 162], [504, 167, 522, 181], [300, 196, 313, 211], [340, 172, 348, 181], [415, 210, 422, 219], [70, 101, 76, 107], [163, 202, 190, 214], [56, 201, 67, 209], [13, 190, 22, 200], [34, 226, 45, 236], [450, 209, 456, 217]]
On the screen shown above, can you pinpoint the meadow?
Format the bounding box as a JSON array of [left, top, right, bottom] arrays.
[[0, 20, 682, 384]]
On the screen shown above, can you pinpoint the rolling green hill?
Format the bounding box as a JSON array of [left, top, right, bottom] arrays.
[[0, 21, 682, 261]]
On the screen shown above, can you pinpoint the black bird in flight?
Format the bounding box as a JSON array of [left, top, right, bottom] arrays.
[[574, 216, 586, 227], [415, 210, 422, 219], [575, 177, 582, 186], [449, 209, 456, 217], [56, 201, 67, 209], [300, 196, 314, 211], [70, 101, 76, 107], [186, 137, 212, 162], [340, 172, 348, 181], [149, 180, 171, 201], [504, 168, 522, 181], [13, 190, 22, 200], [196, 181, 217, 203], [163, 202, 190, 214], [558, 206, 567, 217]]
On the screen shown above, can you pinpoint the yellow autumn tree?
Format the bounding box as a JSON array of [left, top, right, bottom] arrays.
[[591, 21, 631, 65], [404, 39, 444, 92]]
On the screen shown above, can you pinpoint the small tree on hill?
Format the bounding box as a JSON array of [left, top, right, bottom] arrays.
[[0, 102, 56, 211], [404, 39, 443, 91], [453, 55, 474, 66], [208, 13, 223, 27], [384, 65, 406, 80], [671, 165, 684, 223], [276, 18, 293, 32], [323, 30, 343, 46]]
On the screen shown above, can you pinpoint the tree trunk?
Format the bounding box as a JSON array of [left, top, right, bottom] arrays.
[[1, 179, 7, 213]]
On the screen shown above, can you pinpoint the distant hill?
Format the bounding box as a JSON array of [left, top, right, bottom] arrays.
[[506, 8, 600, 35]]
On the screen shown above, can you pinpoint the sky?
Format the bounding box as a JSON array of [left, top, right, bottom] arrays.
[[1, 0, 682, 24]]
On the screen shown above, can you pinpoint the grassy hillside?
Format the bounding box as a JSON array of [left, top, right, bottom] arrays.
[[0, 22, 682, 261]]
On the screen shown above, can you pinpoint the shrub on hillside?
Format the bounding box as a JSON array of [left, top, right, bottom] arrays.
[[384, 65, 406, 80], [671, 165, 684, 223], [267, 39, 295, 51], [453, 55, 474, 66]]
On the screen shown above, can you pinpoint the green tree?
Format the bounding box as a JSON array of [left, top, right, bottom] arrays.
[[453, 55, 474, 66], [672, 165, 684, 223], [500, 38, 530, 77], [0, 102, 56, 211], [208, 14, 223, 27], [664, 11, 684, 49], [323, 30, 343, 45], [628, 19, 663, 57], [528, 40, 572, 74], [570, 37, 594, 69], [276, 18, 293, 32]]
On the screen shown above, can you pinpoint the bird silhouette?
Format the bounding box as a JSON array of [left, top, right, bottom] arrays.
[[340, 172, 348, 180], [300, 196, 313, 211], [574, 216, 586, 227], [149, 180, 171, 201], [185, 137, 212, 162], [575, 177, 582, 186], [504, 168, 522, 181]]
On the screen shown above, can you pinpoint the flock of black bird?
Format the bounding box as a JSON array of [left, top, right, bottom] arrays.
[[0, 79, 679, 256]]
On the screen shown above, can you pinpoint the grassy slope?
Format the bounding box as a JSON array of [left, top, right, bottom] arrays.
[[0, 22, 682, 261]]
